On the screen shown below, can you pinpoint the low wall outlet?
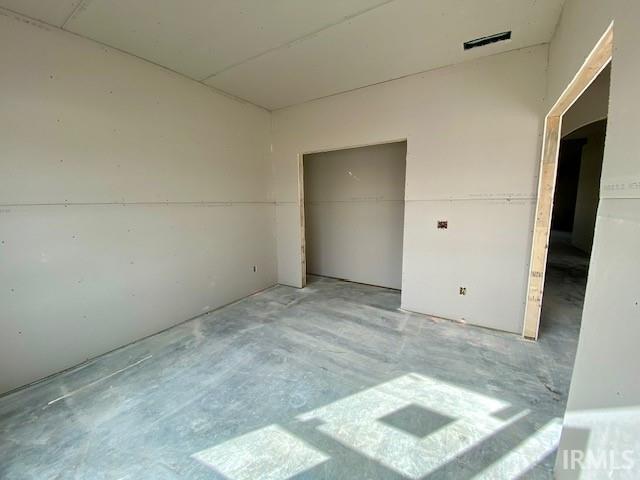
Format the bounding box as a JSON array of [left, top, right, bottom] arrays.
[[438, 220, 448, 229], [459, 287, 467, 295]]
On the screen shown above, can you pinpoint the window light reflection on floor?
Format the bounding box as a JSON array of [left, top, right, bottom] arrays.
[[192, 373, 562, 480]]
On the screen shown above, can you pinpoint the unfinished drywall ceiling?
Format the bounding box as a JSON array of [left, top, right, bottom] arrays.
[[0, 0, 564, 109], [0, 0, 79, 25], [62, 0, 388, 81], [272, 45, 547, 333], [0, 13, 276, 394], [304, 142, 406, 289], [206, 0, 563, 109]]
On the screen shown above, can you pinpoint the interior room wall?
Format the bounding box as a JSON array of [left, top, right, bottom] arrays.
[[545, 0, 613, 112], [304, 142, 406, 289], [548, 1, 640, 477], [0, 12, 276, 394], [272, 45, 547, 333], [561, 65, 610, 137], [571, 125, 606, 253], [551, 140, 584, 233]]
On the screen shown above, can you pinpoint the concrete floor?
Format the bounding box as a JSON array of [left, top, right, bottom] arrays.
[[0, 247, 587, 480]]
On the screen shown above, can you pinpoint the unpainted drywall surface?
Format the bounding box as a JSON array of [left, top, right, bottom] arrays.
[[272, 46, 547, 333], [552, 1, 640, 477], [571, 129, 605, 253], [545, 0, 613, 112], [304, 142, 406, 289], [0, 13, 276, 394], [561, 65, 610, 137]]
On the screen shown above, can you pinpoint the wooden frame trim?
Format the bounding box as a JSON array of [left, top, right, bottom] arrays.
[[298, 154, 307, 288], [522, 23, 613, 340]]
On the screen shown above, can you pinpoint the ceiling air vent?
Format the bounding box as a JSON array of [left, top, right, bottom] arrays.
[[463, 31, 511, 50]]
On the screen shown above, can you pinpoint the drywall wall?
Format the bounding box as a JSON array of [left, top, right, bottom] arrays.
[[545, 0, 613, 113], [0, 11, 276, 394], [272, 45, 547, 333], [550, 1, 640, 478], [561, 65, 610, 137], [304, 142, 406, 289], [571, 124, 606, 253]]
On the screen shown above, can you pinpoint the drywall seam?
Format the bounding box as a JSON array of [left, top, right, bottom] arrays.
[[305, 198, 535, 204], [60, 0, 84, 29], [199, 0, 396, 81], [405, 197, 536, 202], [277, 197, 535, 204], [0, 201, 276, 208], [0, 198, 537, 207], [306, 200, 404, 204]]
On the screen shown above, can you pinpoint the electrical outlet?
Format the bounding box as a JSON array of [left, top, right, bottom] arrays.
[[459, 287, 466, 295], [438, 220, 448, 229]]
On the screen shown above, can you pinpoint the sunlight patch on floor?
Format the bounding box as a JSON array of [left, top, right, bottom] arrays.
[[192, 424, 329, 480], [192, 373, 562, 479]]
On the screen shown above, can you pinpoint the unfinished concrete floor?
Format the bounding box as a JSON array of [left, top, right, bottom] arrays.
[[0, 266, 586, 479], [539, 232, 589, 343]]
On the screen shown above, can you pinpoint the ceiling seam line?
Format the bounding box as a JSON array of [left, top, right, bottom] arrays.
[[60, 0, 86, 29], [199, 0, 397, 82]]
